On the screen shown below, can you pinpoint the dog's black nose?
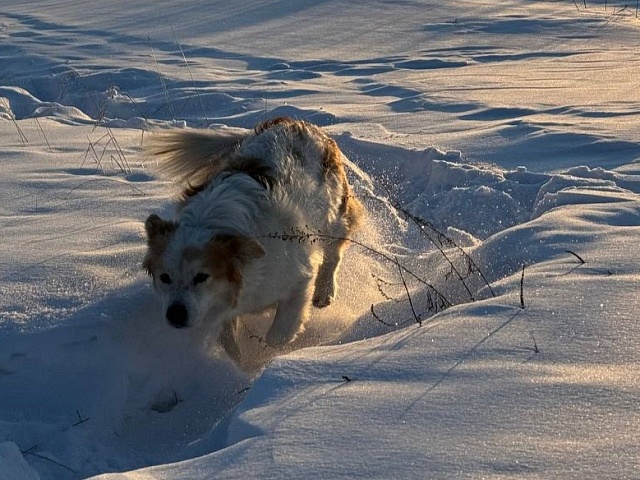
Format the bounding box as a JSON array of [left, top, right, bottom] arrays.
[[166, 302, 189, 328]]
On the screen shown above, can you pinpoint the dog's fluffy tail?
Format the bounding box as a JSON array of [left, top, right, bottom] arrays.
[[145, 128, 251, 185]]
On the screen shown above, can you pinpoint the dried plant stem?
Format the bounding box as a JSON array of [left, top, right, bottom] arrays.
[[396, 255, 421, 325], [267, 228, 452, 308], [172, 27, 211, 126], [565, 250, 585, 264], [380, 186, 495, 300], [520, 264, 526, 309]]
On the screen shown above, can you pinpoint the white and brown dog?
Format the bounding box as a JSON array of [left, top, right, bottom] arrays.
[[143, 118, 363, 359]]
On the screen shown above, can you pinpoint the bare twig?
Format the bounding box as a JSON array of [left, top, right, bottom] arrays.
[[370, 304, 414, 327], [33, 117, 53, 152], [565, 249, 585, 264], [396, 255, 421, 325], [235, 386, 251, 395], [372, 273, 403, 303], [22, 445, 77, 474], [72, 409, 91, 427], [531, 333, 540, 354], [379, 185, 495, 300], [64, 177, 147, 199], [2, 97, 29, 144], [82, 133, 107, 171], [520, 264, 526, 309], [240, 320, 269, 347], [149, 41, 178, 122], [266, 227, 453, 311], [172, 27, 211, 126], [104, 125, 131, 173]]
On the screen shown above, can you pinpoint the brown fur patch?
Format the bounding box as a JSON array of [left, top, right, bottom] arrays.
[[321, 136, 344, 177], [205, 235, 265, 307], [254, 116, 297, 134], [343, 192, 365, 231], [143, 214, 177, 274], [320, 135, 364, 233]]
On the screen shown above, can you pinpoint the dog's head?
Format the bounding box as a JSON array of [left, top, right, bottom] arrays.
[[142, 213, 265, 329]]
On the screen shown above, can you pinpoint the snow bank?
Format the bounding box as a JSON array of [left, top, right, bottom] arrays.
[[92, 191, 640, 480], [0, 442, 40, 480]]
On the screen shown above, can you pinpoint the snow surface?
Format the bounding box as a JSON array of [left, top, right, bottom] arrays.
[[1, 0, 640, 478]]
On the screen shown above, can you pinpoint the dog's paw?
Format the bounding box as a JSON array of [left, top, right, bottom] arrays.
[[312, 293, 334, 309], [266, 329, 291, 349], [266, 323, 304, 349]]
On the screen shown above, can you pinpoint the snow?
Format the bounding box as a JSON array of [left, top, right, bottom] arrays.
[[1, 0, 640, 478]]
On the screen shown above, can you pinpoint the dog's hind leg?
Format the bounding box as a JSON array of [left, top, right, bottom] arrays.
[[266, 276, 314, 348]]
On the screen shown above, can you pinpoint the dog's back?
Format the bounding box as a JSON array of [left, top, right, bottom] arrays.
[[147, 118, 362, 234]]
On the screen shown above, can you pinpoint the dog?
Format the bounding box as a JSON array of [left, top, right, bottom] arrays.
[[142, 118, 363, 360]]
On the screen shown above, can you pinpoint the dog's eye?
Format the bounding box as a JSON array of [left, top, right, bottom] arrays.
[[159, 273, 172, 284], [193, 273, 210, 286]]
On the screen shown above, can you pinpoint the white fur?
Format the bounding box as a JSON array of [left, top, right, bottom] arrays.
[[144, 120, 361, 359]]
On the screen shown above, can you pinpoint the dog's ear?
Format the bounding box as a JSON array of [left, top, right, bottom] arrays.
[[143, 214, 177, 274], [230, 236, 266, 264], [206, 235, 265, 282], [144, 214, 177, 243], [206, 235, 265, 307], [208, 234, 265, 266]]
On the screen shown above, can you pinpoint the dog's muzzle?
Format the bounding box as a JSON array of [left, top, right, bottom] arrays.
[[166, 302, 189, 328]]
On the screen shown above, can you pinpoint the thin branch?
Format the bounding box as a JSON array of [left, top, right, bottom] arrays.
[[370, 304, 413, 327], [235, 386, 251, 395], [149, 40, 178, 122], [72, 409, 91, 427], [565, 249, 585, 264], [266, 227, 452, 309], [172, 27, 211, 126], [2, 97, 29, 144], [64, 177, 147, 199], [240, 320, 269, 347], [22, 447, 77, 474], [396, 255, 421, 325], [531, 333, 540, 354], [379, 185, 495, 299], [520, 264, 526, 309], [372, 272, 403, 303], [108, 126, 132, 173], [33, 117, 53, 152]]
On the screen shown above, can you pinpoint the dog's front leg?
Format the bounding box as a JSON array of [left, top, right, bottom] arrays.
[[266, 278, 314, 348], [312, 238, 348, 308]]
